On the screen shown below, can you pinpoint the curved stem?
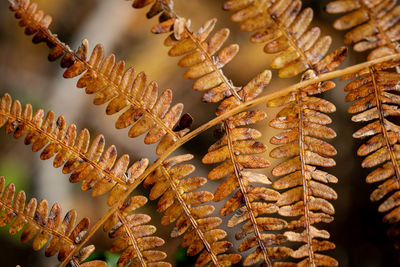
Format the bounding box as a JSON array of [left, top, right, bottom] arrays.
[[59, 51, 400, 267]]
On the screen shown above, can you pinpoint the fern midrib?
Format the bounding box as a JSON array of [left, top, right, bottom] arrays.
[[116, 211, 147, 267], [296, 91, 316, 266], [184, 27, 243, 100], [0, 111, 127, 186], [60, 203, 120, 267], [13, 1, 179, 140], [370, 67, 400, 187], [59, 53, 400, 267], [225, 123, 272, 267], [0, 198, 74, 246], [160, 165, 221, 267]]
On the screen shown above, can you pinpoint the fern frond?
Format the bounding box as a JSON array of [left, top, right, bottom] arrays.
[[0, 176, 105, 267], [0, 93, 150, 202], [345, 66, 400, 248], [103, 195, 171, 267], [9, 0, 190, 154], [131, 2, 242, 103], [222, 0, 348, 77], [130, 2, 290, 265], [143, 154, 241, 267], [266, 78, 339, 266], [326, 0, 400, 60]]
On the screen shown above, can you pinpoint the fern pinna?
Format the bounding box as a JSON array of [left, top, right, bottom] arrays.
[[0, 176, 106, 267], [2, 0, 400, 266]]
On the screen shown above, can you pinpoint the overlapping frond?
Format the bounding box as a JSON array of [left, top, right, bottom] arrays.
[[9, 0, 190, 154], [345, 66, 400, 247], [144, 154, 241, 267], [0, 176, 105, 267], [266, 79, 339, 266], [104, 195, 170, 267], [130, 1, 291, 265], [326, 0, 400, 60], [0, 93, 149, 203], [203, 72, 287, 266], [222, 0, 348, 77]]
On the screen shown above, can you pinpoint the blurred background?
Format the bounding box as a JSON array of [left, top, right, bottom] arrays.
[[0, 0, 399, 266]]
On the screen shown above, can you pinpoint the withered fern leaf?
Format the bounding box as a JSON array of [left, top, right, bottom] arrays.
[[345, 66, 400, 249], [222, 0, 348, 78], [144, 154, 241, 267], [0, 93, 148, 200], [0, 176, 106, 267], [9, 0, 191, 155], [326, 0, 400, 60]]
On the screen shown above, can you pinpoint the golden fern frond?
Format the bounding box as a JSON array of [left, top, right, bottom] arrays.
[[104, 195, 171, 267], [326, 0, 400, 60], [0, 176, 106, 267], [131, 2, 241, 104], [222, 0, 348, 77], [130, 1, 288, 265], [203, 72, 287, 266], [266, 79, 339, 266], [0, 93, 150, 202], [144, 154, 241, 267], [9, 0, 190, 154], [345, 66, 400, 247]]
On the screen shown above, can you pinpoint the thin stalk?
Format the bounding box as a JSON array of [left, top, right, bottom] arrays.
[[60, 52, 400, 266], [296, 91, 315, 266]]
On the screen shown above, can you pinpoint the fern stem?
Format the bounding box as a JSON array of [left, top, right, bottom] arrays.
[[370, 67, 400, 187], [160, 166, 222, 267], [0, 111, 127, 186], [59, 204, 120, 267], [225, 123, 272, 267], [296, 91, 316, 266], [60, 52, 400, 267], [116, 211, 147, 267]]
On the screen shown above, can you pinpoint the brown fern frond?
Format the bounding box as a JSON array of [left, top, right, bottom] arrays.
[[103, 195, 171, 267], [222, 0, 348, 77], [131, 2, 241, 104], [326, 0, 400, 60], [9, 0, 190, 154], [143, 154, 241, 267], [0, 176, 105, 267], [202, 72, 287, 266], [0, 93, 150, 203], [130, 1, 285, 264], [130, 2, 289, 264], [345, 66, 400, 247], [266, 79, 339, 266]]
